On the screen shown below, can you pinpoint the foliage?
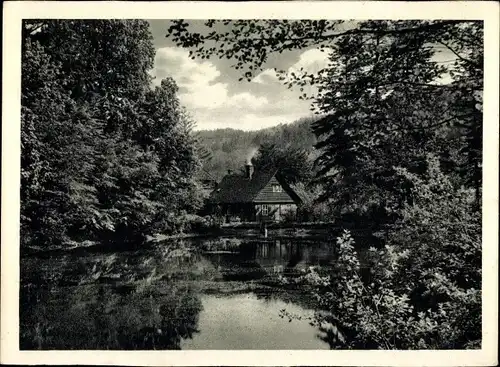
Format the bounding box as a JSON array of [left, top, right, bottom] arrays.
[[168, 20, 483, 224], [169, 24, 483, 349], [18, 19, 483, 351], [199, 237, 242, 252], [292, 182, 332, 222], [292, 157, 481, 349], [307, 21, 483, 220], [21, 20, 202, 248], [251, 142, 313, 184], [280, 208, 298, 223]]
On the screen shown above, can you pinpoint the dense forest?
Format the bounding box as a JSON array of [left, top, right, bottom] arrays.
[[21, 20, 207, 249], [20, 19, 483, 350]]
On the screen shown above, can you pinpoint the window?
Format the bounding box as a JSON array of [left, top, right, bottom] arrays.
[[272, 184, 283, 193], [261, 204, 269, 215]]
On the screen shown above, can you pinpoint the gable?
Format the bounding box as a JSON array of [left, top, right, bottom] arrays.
[[253, 175, 297, 204]]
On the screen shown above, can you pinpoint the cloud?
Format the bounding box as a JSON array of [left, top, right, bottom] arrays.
[[252, 47, 332, 85], [180, 82, 230, 109], [226, 92, 268, 109], [150, 46, 317, 131], [151, 47, 268, 110], [251, 69, 279, 84], [430, 47, 457, 85], [152, 47, 220, 87], [289, 48, 332, 74]]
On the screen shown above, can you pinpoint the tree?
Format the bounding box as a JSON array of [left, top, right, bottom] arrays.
[[288, 156, 481, 349], [195, 115, 319, 180], [167, 20, 483, 349], [167, 20, 483, 219], [21, 36, 98, 246], [21, 20, 202, 248], [251, 142, 313, 184]]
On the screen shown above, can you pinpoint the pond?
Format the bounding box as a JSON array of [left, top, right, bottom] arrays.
[[20, 236, 338, 350]]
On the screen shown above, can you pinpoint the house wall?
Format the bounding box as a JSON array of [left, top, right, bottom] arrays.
[[255, 203, 297, 222], [223, 203, 255, 223], [253, 176, 298, 222], [213, 202, 297, 223]]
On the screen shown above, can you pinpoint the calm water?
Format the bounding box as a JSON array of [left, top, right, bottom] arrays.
[[20, 236, 337, 350]]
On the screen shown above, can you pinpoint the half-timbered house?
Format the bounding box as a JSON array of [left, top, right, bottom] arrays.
[[208, 162, 302, 222]]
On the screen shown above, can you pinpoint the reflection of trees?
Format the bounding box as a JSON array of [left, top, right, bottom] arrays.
[[206, 252, 266, 281], [21, 237, 341, 350], [20, 280, 202, 350], [21, 243, 207, 350], [286, 242, 303, 268], [203, 239, 337, 283], [124, 288, 202, 350]]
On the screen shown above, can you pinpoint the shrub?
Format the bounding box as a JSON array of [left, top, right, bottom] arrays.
[[288, 157, 481, 349], [187, 215, 222, 233], [155, 213, 222, 235], [293, 182, 334, 223], [281, 209, 297, 223]]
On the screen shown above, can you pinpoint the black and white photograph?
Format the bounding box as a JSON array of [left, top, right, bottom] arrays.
[[1, 1, 498, 366]]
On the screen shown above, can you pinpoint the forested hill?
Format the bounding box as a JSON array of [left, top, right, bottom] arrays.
[[196, 115, 321, 180]]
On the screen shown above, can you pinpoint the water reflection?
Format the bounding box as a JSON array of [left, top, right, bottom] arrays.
[[20, 281, 202, 350], [20, 245, 204, 350], [203, 238, 336, 280], [20, 237, 335, 350]]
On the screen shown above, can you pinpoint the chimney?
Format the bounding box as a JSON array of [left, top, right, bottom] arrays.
[[245, 161, 254, 179]]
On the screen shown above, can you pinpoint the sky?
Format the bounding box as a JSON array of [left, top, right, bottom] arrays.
[[147, 20, 456, 131], [148, 20, 330, 131]]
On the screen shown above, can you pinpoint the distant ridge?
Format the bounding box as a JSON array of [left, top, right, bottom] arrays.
[[196, 116, 321, 181]]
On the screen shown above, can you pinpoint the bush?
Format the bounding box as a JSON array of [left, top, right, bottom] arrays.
[[228, 216, 241, 224], [187, 215, 222, 233], [281, 209, 297, 223], [288, 157, 481, 349], [155, 213, 222, 235]]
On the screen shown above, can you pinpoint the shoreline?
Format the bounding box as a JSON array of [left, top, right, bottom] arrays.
[[21, 223, 337, 257]]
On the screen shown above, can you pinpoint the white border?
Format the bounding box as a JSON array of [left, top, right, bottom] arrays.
[[2, 2, 499, 366]]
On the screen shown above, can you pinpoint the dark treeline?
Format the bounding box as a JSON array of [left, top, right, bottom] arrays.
[[21, 20, 205, 249], [170, 19, 483, 349]]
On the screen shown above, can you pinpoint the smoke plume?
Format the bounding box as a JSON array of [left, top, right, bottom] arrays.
[[246, 147, 259, 164]]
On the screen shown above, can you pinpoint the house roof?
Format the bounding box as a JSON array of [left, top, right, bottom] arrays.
[[198, 168, 217, 182], [208, 168, 302, 205]]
